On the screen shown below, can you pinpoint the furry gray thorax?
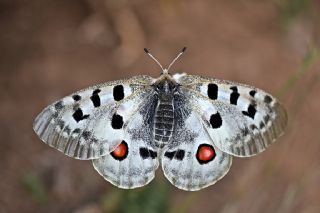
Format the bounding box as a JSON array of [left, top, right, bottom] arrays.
[[153, 78, 178, 148]]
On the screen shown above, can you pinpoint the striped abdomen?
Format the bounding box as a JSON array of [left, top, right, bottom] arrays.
[[154, 99, 174, 148]]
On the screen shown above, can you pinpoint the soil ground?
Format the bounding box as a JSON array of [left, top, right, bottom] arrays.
[[1, 0, 320, 212]]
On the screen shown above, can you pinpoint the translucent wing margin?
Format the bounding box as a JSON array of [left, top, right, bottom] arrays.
[[175, 74, 287, 157]]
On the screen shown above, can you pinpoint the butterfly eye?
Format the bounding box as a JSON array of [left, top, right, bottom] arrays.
[[196, 144, 216, 164]]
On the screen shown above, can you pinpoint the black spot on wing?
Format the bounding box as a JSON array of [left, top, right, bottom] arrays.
[[164, 151, 175, 160], [111, 114, 123, 129], [73, 128, 81, 134], [73, 108, 89, 122], [93, 89, 101, 94], [264, 95, 273, 104], [91, 96, 100, 107], [90, 89, 101, 107], [54, 101, 63, 110], [249, 90, 256, 97], [175, 150, 185, 160], [149, 150, 157, 159], [164, 150, 185, 161], [207, 83, 218, 100], [139, 148, 149, 159], [72, 95, 81, 101], [113, 85, 124, 101], [242, 104, 257, 119], [139, 148, 157, 159], [210, 112, 222, 128], [230, 86, 240, 105]]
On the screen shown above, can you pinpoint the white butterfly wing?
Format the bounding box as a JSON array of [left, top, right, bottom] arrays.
[[161, 109, 232, 191], [93, 93, 160, 189], [175, 74, 287, 157], [33, 75, 154, 160]]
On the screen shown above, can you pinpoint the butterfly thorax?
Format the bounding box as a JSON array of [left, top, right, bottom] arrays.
[[153, 79, 177, 148]]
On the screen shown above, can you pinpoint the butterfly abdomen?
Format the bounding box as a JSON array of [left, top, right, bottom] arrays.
[[154, 98, 174, 148]]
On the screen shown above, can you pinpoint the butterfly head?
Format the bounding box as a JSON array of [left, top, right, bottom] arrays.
[[153, 78, 178, 95]]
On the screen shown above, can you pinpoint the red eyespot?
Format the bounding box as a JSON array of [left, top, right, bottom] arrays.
[[196, 144, 216, 164], [111, 141, 128, 161], [112, 143, 127, 157]]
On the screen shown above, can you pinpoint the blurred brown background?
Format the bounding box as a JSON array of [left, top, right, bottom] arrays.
[[1, 0, 320, 213]]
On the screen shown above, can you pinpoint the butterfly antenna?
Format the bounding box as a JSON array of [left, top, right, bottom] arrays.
[[167, 47, 187, 72], [144, 48, 165, 72]]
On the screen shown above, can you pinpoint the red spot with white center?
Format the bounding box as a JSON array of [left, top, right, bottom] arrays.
[[111, 141, 128, 161], [196, 144, 216, 164]]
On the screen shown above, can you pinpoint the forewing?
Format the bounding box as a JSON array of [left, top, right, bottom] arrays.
[[161, 96, 232, 191], [174, 74, 287, 157], [33, 75, 154, 159], [93, 94, 160, 189]]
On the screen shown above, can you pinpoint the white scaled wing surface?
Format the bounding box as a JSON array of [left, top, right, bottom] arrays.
[[33, 76, 154, 160], [175, 74, 287, 157]]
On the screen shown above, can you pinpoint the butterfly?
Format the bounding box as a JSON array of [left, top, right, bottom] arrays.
[[33, 47, 287, 191]]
